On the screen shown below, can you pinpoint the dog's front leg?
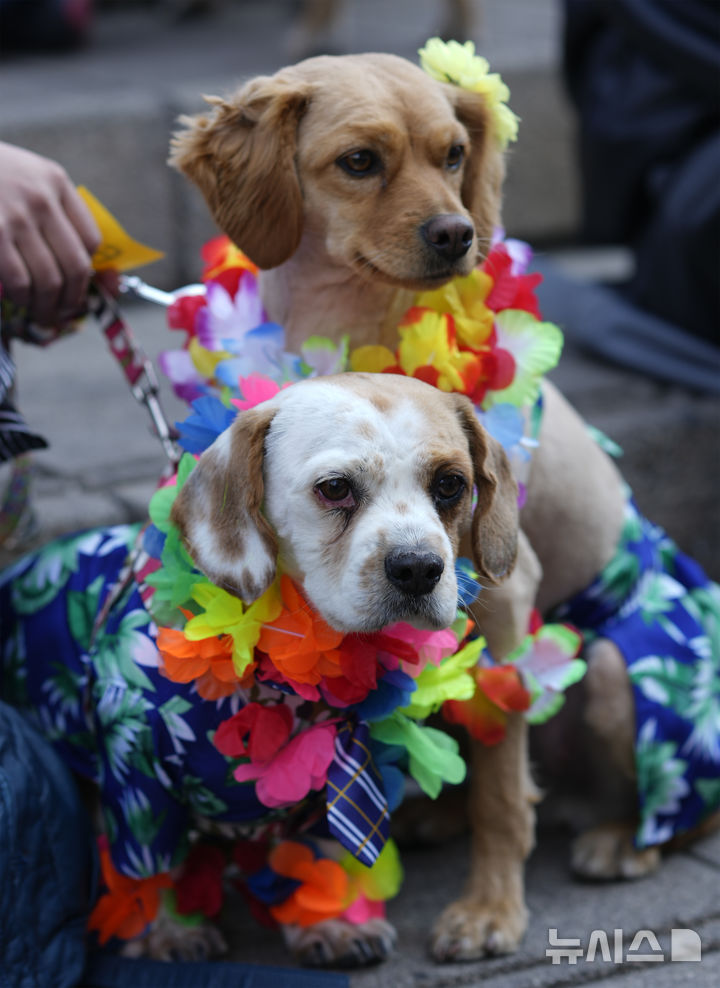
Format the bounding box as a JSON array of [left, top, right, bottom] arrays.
[[431, 715, 536, 960], [431, 532, 541, 961]]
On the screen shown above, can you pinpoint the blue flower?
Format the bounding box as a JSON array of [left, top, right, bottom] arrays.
[[142, 523, 166, 558], [246, 866, 300, 905], [355, 668, 417, 722], [176, 395, 236, 453], [369, 739, 406, 811], [476, 402, 525, 450]]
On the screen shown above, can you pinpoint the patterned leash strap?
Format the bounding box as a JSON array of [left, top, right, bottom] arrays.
[[88, 280, 181, 467]]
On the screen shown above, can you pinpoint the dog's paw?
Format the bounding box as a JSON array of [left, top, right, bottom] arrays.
[[572, 824, 660, 880], [119, 915, 227, 962], [283, 917, 397, 968], [430, 896, 528, 961]]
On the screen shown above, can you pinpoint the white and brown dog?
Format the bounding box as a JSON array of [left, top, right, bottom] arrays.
[[171, 49, 720, 963], [0, 372, 518, 967]]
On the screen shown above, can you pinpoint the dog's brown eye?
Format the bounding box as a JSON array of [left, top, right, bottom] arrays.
[[337, 149, 381, 176], [446, 145, 465, 170], [316, 478, 353, 503], [433, 473, 465, 502]]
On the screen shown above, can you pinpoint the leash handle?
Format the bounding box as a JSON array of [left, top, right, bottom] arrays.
[[89, 281, 181, 467]]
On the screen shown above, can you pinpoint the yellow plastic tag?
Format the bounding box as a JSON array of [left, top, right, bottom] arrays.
[[77, 186, 165, 272]]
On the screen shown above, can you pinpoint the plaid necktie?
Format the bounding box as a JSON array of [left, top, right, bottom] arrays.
[[326, 719, 390, 867]]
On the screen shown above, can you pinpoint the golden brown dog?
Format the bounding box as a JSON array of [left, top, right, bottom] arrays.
[[170, 52, 710, 962]]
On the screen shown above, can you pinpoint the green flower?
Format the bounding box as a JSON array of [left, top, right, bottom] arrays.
[[399, 637, 482, 720], [370, 712, 466, 799]]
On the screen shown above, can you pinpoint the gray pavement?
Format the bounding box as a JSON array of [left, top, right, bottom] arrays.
[[2, 0, 719, 984]]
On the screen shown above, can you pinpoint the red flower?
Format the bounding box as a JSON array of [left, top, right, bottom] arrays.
[[443, 664, 531, 745], [175, 844, 226, 919], [167, 293, 206, 344], [482, 245, 543, 317], [213, 702, 293, 762]]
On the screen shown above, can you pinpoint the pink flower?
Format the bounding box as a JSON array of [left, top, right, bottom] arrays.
[[231, 373, 292, 411], [233, 722, 337, 808], [381, 622, 458, 677]]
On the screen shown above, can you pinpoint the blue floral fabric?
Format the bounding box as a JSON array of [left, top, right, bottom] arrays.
[[551, 496, 720, 847], [0, 525, 397, 880], [0, 525, 272, 879]]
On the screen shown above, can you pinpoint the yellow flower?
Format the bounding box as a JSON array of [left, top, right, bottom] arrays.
[[340, 839, 403, 902], [188, 337, 232, 379], [418, 38, 520, 149], [185, 581, 282, 676], [415, 268, 494, 349], [349, 345, 397, 373], [397, 308, 478, 393], [399, 637, 484, 720]]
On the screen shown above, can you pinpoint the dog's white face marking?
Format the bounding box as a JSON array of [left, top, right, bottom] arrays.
[[262, 378, 473, 632]]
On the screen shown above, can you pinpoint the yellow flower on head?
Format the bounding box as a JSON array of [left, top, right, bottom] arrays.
[[418, 38, 520, 150], [415, 268, 494, 350]]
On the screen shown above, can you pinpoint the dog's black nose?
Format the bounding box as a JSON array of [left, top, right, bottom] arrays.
[[421, 214, 474, 261], [385, 549, 444, 597]]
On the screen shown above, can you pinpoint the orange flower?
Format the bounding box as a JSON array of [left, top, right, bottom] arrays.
[[201, 235, 258, 282], [257, 576, 345, 685], [443, 664, 530, 745], [268, 841, 350, 927], [88, 839, 173, 944], [158, 627, 251, 699]]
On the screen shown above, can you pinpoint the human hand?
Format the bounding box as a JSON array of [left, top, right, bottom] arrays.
[[0, 142, 101, 328]]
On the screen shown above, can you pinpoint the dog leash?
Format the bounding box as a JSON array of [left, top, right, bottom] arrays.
[[88, 278, 181, 467]]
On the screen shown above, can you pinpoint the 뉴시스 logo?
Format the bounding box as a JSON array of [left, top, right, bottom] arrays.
[[546, 927, 702, 965]]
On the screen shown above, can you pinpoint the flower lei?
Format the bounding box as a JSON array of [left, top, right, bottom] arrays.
[[152, 228, 584, 748]]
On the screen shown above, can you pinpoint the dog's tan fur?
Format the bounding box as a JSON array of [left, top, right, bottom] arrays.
[[170, 53, 667, 962]]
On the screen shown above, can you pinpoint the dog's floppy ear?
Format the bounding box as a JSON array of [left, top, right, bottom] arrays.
[[171, 406, 278, 601], [448, 86, 506, 259], [452, 394, 518, 584], [169, 73, 313, 269]]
